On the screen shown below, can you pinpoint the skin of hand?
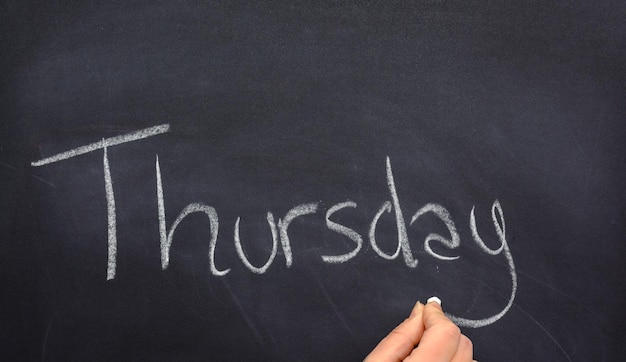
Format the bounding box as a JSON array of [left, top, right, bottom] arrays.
[[364, 299, 475, 362]]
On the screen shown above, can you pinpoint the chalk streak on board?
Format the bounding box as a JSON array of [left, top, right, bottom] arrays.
[[385, 157, 418, 268], [512, 303, 573, 361], [234, 213, 279, 274], [156, 155, 229, 276], [40, 314, 56, 362], [278, 202, 319, 267], [321, 201, 363, 263], [516, 268, 601, 320], [308, 266, 358, 344], [161, 202, 228, 276], [0, 160, 56, 187], [461, 272, 572, 360], [410, 203, 460, 261], [156, 155, 167, 268], [369, 201, 399, 259], [103, 146, 117, 281], [30, 124, 170, 280], [221, 279, 265, 347], [447, 200, 517, 328], [31, 124, 170, 166]]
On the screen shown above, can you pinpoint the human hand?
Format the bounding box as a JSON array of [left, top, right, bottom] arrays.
[[364, 297, 475, 362]]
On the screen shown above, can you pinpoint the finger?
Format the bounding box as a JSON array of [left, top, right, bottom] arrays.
[[405, 298, 461, 362], [449, 334, 474, 362], [364, 302, 426, 362]]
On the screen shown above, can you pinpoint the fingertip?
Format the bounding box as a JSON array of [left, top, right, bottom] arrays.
[[407, 306, 462, 361], [366, 302, 427, 361], [422, 297, 455, 331], [409, 301, 423, 318], [426, 296, 443, 313], [426, 296, 442, 306]]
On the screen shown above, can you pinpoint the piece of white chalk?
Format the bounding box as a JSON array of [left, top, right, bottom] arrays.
[[427, 296, 442, 305]]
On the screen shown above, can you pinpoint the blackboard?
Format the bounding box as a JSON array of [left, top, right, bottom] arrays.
[[2, 1, 625, 361]]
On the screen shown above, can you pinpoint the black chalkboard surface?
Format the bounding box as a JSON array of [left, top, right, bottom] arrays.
[[2, 1, 625, 361]]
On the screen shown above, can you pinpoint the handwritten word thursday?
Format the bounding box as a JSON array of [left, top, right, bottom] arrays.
[[32, 124, 516, 328]]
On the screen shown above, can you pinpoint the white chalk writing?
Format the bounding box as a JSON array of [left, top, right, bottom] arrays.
[[32, 124, 517, 328]]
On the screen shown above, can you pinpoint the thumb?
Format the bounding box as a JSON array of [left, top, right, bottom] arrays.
[[406, 297, 462, 362], [364, 301, 426, 362]]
